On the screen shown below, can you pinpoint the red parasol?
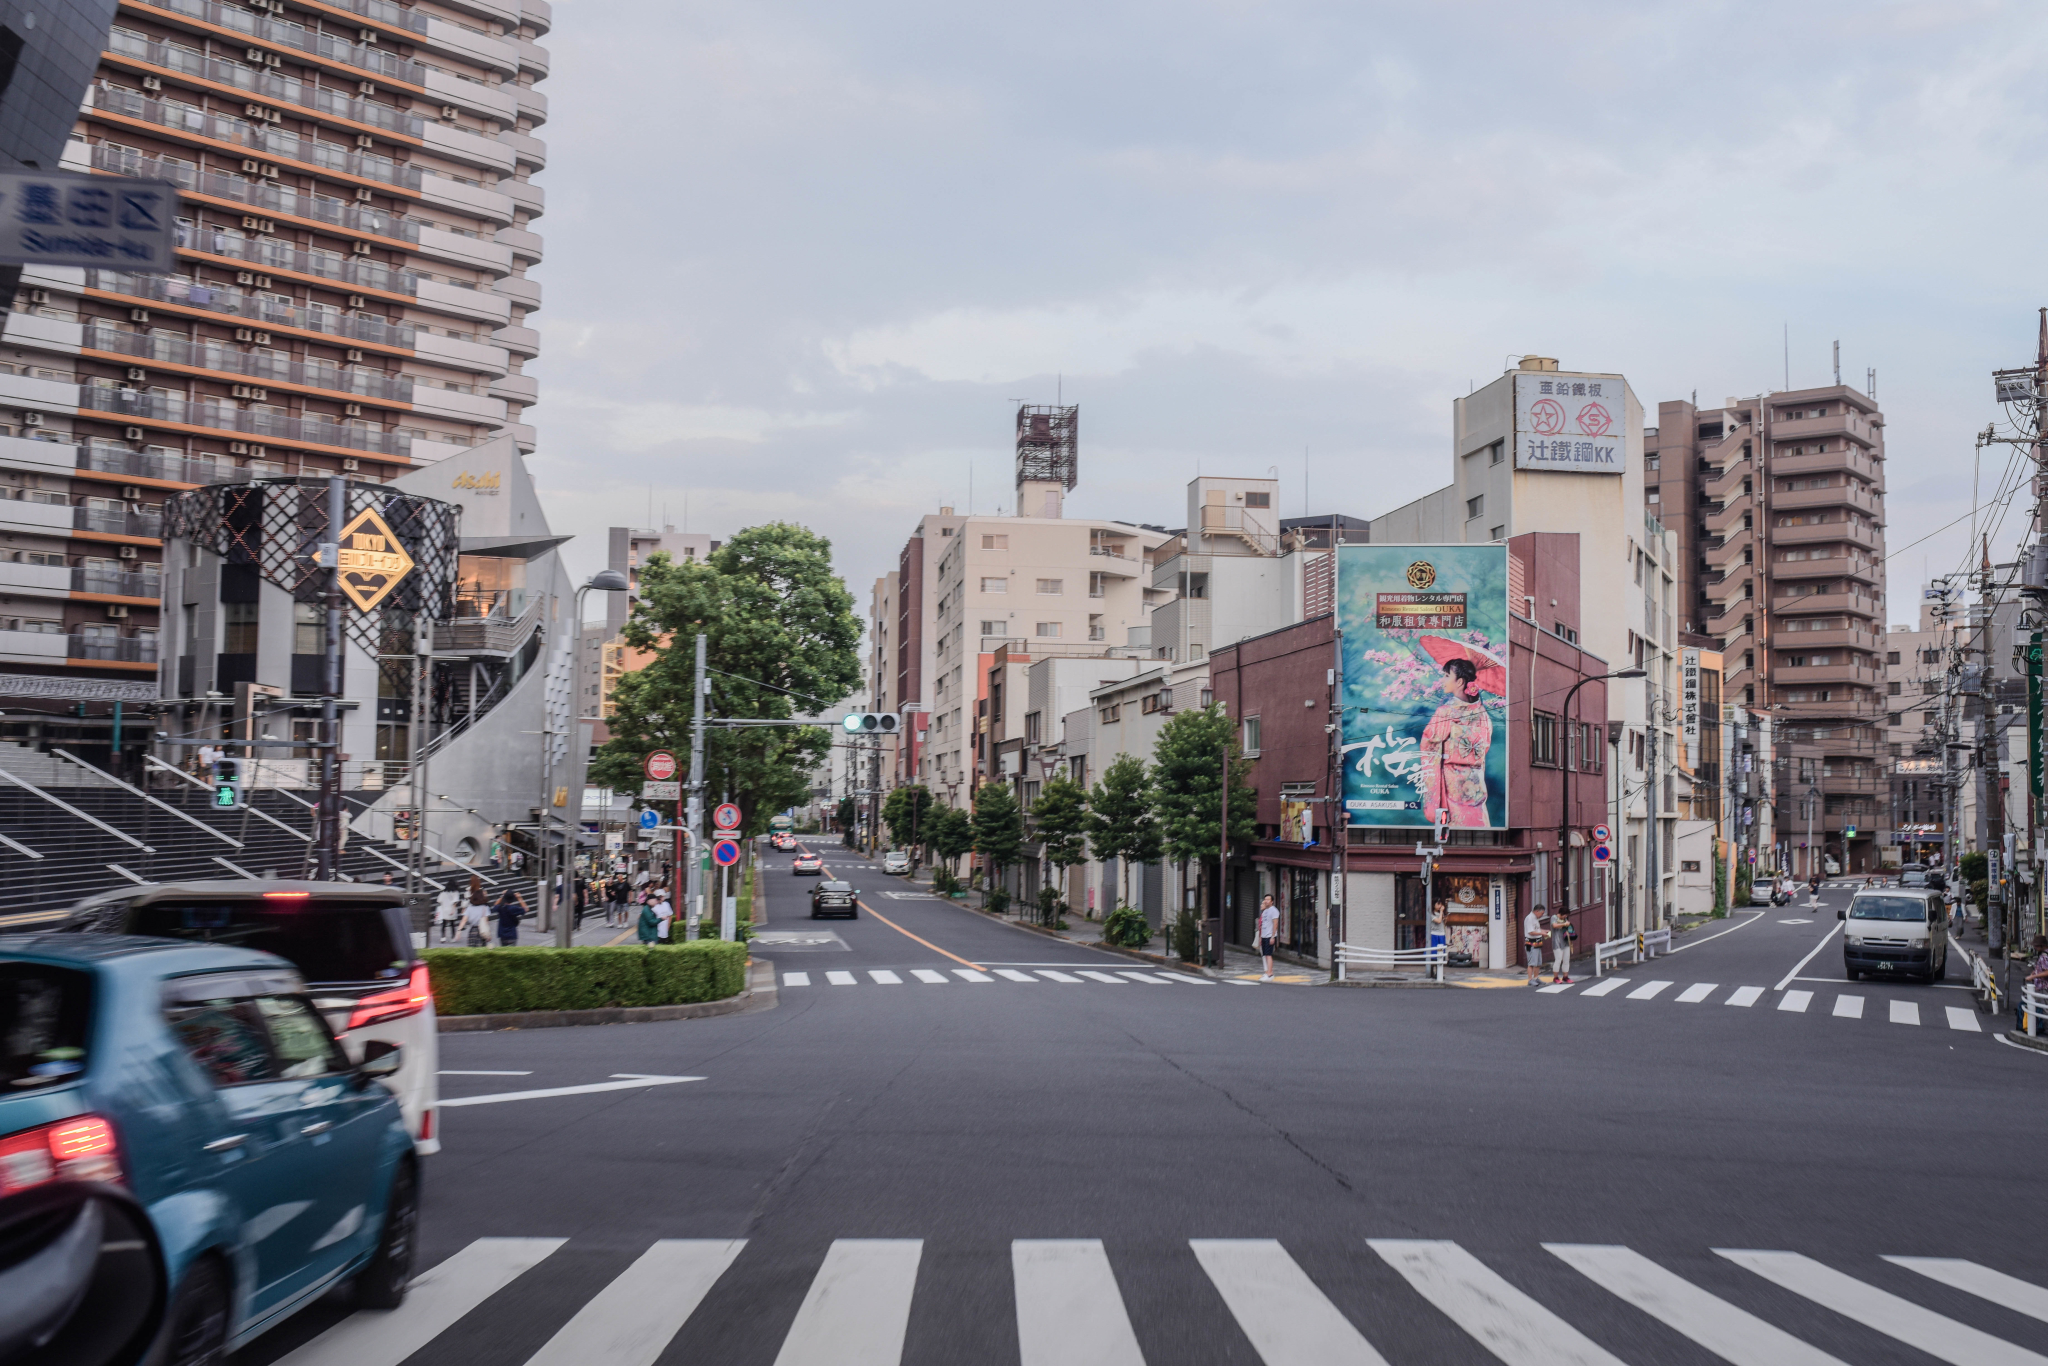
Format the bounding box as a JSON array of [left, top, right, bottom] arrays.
[[1418, 636, 1506, 698]]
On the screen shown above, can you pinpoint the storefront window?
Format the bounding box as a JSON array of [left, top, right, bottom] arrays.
[[1435, 873, 1490, 967], [455, 555, 526, 619]]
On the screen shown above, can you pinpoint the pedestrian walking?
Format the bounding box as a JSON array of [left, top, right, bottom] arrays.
[[434, 885, 462, 944], [462, 888, 490, 948], [1256, 894, 1279, 980], [1548, 907, 1574, 985], [636, 893, 662, 944], [493, 888, 528, 947], [1524, 905, 1546, 985], [652, 891, 675, 942]]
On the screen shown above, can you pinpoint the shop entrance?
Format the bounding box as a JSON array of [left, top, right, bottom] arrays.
[[1435, 872, 1491, 968], [1395, 874, 1427, 950]]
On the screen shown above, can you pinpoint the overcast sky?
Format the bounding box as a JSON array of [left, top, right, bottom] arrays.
[[527, 1, 2048, 631]]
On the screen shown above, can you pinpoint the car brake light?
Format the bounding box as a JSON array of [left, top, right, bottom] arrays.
[[0, 1113, 123, 1195], [263, 891, 311, 899], [347, 960, 432, 1032], [419, 1108, 433, 1141]]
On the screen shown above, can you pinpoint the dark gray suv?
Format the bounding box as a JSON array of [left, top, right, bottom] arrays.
[[810, 881, 858, 919]]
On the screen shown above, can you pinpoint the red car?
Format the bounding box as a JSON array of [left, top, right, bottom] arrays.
[[792, 853, 823, 875]]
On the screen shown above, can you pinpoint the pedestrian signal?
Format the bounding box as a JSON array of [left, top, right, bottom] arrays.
[[841, 712, 901, 735], [211, 756, 243, 811]]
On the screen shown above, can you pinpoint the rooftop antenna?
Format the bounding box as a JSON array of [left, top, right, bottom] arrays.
[[1783, 323, 1789, 390], [1867, 367, 1877, 400], [1832, 339, 1840, 387], [1303, 444, 1310, 517]]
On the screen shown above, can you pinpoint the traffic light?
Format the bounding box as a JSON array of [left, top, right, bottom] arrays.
[[210, 756, 243, 811], [1844, 825, 1857, 840], [841, 712, 901, 735]]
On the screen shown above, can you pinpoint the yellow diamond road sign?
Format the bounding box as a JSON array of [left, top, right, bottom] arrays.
[[334, 506, 414, 612]]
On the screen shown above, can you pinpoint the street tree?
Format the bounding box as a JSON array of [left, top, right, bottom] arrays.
[[1030, 774, 1090, 911], [971, 781, 1026, 909], [1150, 703, 1258, 921], [1088, 752, 1161, 910], [928, 804, 976, 882], [882, 784, 935, 852], [589, 523, 862, 835]]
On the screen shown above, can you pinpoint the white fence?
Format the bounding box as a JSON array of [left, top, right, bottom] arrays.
[[2021, 984, 2045, 1038], [1967, 951, 2003, 1014], [1335, 943, 1445, 983], [1594, 927, 1673, 976]]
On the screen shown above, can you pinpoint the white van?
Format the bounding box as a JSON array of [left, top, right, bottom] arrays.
[[1838, 888, 1946, 982]]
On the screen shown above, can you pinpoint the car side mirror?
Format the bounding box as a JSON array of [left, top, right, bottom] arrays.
[[1836, 910, 1844, 920]]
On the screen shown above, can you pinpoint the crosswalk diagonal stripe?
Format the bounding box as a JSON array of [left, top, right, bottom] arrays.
[[522, 1240, 744, 1366], [1727, 986, 1765, 1007], [1036, 969, 1084, 982], [773, 1239, 923, 1366], [1833, 995, 1863, 1018], [868, 970, 903, 984], [826, 971, 858, 986], [1884, 1256, 2048, 1324], [1368, 1238, 1628, 1365], [1625, 981, 1673, 1000], [1162, 973, 1215, 984], [1077, 970, 1127, 984], [1537, 984, 1574, 994], [1945, 1006, 1983, 1032], [783, 972, 811, 987], [1675, 983, 1716, 1003], [1579, 978, 1629, 997], [911, 969, 948, 984], [1191, 1239, 1388, 1365], [276, 1237, 565, 1366], [1889, 1000, 1920, 1026], [953, 968, 995, 982], [1544, 1243, 1847, 1366], [1014, 1239, 1146, 1366], [995, 969, 1038, 982], [1778, 991, 1812, 1013], [1716, 1249, 2048, 1366]]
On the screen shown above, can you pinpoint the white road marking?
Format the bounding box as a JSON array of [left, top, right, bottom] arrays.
[[1163, 974, 1215, 984], [1014, 1240, 1147, 1366], [826, 971, 858, 986], [1778, 991, 1813, 1013], [1035, 970, 1084, 982], [1889, 1000, 1920, 1026], [912, 969, 949, 983], [1117, 971, 1171, 985], [1580, 977, 1629, 997], [523, 1240, 744, 1366], [438, 1070, 531, 1076], [275, 1238, 565, 1366], [1946, 1006, 1982, 1032], [1368, 1238, 1628, 1365], [1885, 1257, 2048, 1324], [867, 970, 903, 984], [1674, 983, 1716, 1003], [773, 1239, 923, 1366], [1832, 996, 1863, 1019], [994, 969, 1038, 982], [1727, 986, 1765, 1007], [1546, 1244, 1848, 1366], [1773, 922, 1843, 990], [1537, 984, 1573, 994], [1077, 971, 1128, 985], [782, 972, 812, 986], [1625, 980, 1673, 1000], [1191, 1239, 1389, 1365], [953, 969, 996, 982], [439, 1075, 702, 1108], [1778, 918, 1814, 925], [1718, 1249, 2048, 1366], [1667, 911, 1765, 954]]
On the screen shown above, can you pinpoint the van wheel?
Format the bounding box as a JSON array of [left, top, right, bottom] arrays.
[[1845, 968, 1858, 981], [355, 1161, 417, 1310], [158, 1256, 230, 1366]]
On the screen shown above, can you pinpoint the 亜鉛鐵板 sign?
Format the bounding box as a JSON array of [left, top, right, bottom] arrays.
[[1513, 373, 1626, 474]]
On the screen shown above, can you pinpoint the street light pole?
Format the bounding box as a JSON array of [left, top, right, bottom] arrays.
[[555, 569, 630, 948], [1556, 667, 1645, 939]]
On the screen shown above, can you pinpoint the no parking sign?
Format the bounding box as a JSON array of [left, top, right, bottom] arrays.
[[712, 839, 741, 867]]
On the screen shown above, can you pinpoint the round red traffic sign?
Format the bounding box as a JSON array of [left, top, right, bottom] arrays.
[[644, 750, 678, 782], [1592, 844, 1613, 863], [1592, 824, 1611, 844], [712, 839, 741, 866], [712, 802, 741, 831]]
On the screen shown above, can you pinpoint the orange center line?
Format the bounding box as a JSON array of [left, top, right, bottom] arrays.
[[854, 900, 986, 972]]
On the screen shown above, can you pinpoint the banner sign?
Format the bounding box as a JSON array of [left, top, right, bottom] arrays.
[[1338, 546, 1511, 829], [1514, 373, 1625, 474]]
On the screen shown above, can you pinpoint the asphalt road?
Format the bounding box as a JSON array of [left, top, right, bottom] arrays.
[[236, 855, 2048, 1366]]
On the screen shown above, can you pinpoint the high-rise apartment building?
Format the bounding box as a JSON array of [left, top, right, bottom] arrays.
[[0, 0, 550, 760], [1649, 384, 1888, 875]]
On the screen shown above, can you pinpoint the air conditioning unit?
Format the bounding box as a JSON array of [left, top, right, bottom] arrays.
[[130, 308, 148, 323], [121, 486, 142, 500], [358, 80, 376, 96], [106, 604, 129, 619], [440, 105, 459, 121], [26, 289, 46, 304], [347, 295, 365, 309], [117, 544, 137, 560], [21, 412, 42, 427], [355, 188, 373, 203], [352, 241, 371, 255], [358, 26, 378, 42], [125, 367, 145, 381], [229, 442, 249, 455], [341, 458, 360, 472], [345, 349, 364, 363], [343, 403, 362, 416], [356, 134, 374, 149], [123, 427, 143, 441], [240, 216, 274, 233], [241, 159, 261, 174], [140, 75, 161, 91]]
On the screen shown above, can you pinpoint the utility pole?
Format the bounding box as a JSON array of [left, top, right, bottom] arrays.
[[317, 475, 343, 880], [1646, 698, 1659, 928], [685, 632, 707, 937], [408, 619, 431, 893]]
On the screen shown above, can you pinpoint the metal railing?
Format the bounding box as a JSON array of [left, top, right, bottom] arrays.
[[104, 31, 425, 135], [127, 0, 427, 84], [86, 270, 417, 350], [323, 0, 429, 33], [66, 634, 157, 663], [172, 221, 418, 296], [84, 325, 414, 403], [1334, 943, 1445, 982], [73, 502, 163, 538], [1594, 927, 1671, 976], [1198, 504, 1279, 556], [91, 145, 420, 243], [72, 566, 162, 599], [78, 441, 248, 487], [2021, 984, 2044, 1037], [89, 86, 423, 191], [80, 381, 410, 457]]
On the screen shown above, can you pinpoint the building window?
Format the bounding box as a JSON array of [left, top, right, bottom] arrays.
[[1466, 495, 1484, 520], [1680, 860, 1701, 873], [293, 602, 321, 654], [980, 577, 1007, 593], [979, 619, 1005, 636], [1024, 712, 1041, 744], [1489, 525, 1505, 541], [1201, 688, 1214, 707], [1035, 621, 1061, 638], [1489, 440, 1505, 465], [222, 600, 259, 654], [981, 534, 1008, 550], [1243, 715, 1261, 754], [1531, 711, 1558, 765], [1036, 578, 1063, 595], [1099, 703, 1121, 724], [1244, 491, 1270, 508]]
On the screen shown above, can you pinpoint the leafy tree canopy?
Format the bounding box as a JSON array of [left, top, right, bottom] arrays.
[[971, 781, 1026, 871], [929, 804, 976, 867], [1151, 704, 1258, 865], [1031, 775, 1091, 870], [883, 784, 935, 848]]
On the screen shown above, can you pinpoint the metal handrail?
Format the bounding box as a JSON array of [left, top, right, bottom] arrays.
[[143, 755, 310, 843], [50, 749, 242, 849], [0, 764, 154, 853], [1334, 942, 1446, 983]]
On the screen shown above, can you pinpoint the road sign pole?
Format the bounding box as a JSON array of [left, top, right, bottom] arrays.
[[317, 475, 343, 881], [685, 633, 708, 939]]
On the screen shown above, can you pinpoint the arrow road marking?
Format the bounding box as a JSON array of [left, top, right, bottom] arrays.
[[439, 1074, 704, 1108]]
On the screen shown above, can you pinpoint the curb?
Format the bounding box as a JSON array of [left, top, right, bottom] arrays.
[[970, 906, 1217, 976], [437, 959, 779, 1032], [1323, 976, 1452, 989], [2004, 1030, 2048, 1054]]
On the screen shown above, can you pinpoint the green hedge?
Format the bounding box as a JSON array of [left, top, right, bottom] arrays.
[[421, 941, 749, 1017]]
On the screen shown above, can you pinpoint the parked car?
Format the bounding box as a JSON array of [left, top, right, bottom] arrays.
[[1749, 877, 1777, 907], [793, 853, 824, 876], [58, 881, 440, 1155], [882, 851, 911, 875], [810, 881, 858, 919], [0, 934, 417, 1364], [1838, 889, 1947, 981]]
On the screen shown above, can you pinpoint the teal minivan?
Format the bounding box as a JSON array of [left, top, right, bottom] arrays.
[[0, 933, 417, 1365]]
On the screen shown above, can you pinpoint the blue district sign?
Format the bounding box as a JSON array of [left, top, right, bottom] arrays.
[[639, 809, 659, 831]]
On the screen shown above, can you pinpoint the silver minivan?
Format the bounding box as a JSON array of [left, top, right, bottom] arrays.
[[1839, 888, 1947, 982]]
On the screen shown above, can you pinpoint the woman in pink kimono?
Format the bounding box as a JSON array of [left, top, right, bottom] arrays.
[[1415, 638, 1504, 827]]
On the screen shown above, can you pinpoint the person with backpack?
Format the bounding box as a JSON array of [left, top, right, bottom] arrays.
[[1524, 905, 1546, 985], [493, 888, 528, 946]]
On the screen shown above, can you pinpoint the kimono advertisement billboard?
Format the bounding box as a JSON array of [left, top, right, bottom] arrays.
[[1337, 545, 1510, 830]]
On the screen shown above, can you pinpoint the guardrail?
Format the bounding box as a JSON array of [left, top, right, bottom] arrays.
[[1968, 951, 2003, 1014], [1594, 927, 1672, 976], [1334, 943, 1445, 983], [2018, 983, 2041, 1037]]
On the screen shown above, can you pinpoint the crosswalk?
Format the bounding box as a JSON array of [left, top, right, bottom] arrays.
[[781, 966, 1220, 988], [268, 1234, 2048, 1365], [1542, 976, 1987, 1032]]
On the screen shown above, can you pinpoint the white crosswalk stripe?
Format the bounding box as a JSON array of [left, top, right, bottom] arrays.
[[1543, 979, 1998, 1037], [868, 969, 902, 984], [953, 968, 995, 982], [1833, 994, 1863, 1018], [271, 1234, 2048, 1366], [1946, 1006, 1983, 1032], [1118, 971, 1170, 985], [826, 971, 857, 986], [1625, 980, 1672, 1000], [783, 971, 811, 986], [1580, 977, 1629, 997], [1779, 990, 1813, 1013], [994, 969, 1037, 982], [1675, 983, 1716, 1003], [1078, 970, 1128, 984], [1718, 1248, 2048, 1366], [911, 969, 948, 983], [1890, 1000, 1920, 1025], [1727, 986, 1765, 1006], [1036, 969, 1084, 982]]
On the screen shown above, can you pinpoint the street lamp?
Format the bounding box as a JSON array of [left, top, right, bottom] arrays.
[[1557, 666, 1645, 939], [554, 568, 631, 948]]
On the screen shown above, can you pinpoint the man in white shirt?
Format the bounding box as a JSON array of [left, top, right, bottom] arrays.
[[1524, 907, 1545, 985], [652, 893, 675, 941], [1256, 895, 1280, 980]]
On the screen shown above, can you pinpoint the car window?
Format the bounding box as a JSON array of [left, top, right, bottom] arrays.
[[127, 899, 406, 983], [254, 996, 346, 1079], [0, 962, 92, 1090], [167, 998, 278, 1087], [1848, 896, 1929, 922]]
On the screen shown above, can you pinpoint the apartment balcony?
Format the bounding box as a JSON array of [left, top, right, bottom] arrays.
[[100, 32, 425, 138], [514, 37, 549, 79], [1773, 481, 1883, 518], [74, 503, 163, 539], [1772, 446, 1884, 485], [77, 440, 250, 487], [128, 0, 428, 87], [72, 566, 164, 601], [0, 560, 71, 598], [413, 329, 510, 379], [1771, 626, 1884, 654], [495, 274, 541, 311], [0, 495, 77, 535], [496, 225, 544, 263], [492, 324, 539, 358], [79, 383, 410, 458], [415, 224, 514, 276], [83, 324, 414, 405], [1087, 545, 1141, 577], [1702, 534, 1751, 570], [0, 629, 67, 665], [86, 270, 417, 351], [503, 178, 544, 217], [1770, 519, 1881, 553], [78, 85, 422, 192], [89, 145, 420, 245], [1770, 590, 1883, 621], [1768, 555, 1880, 585], [420, 120, 518, 176], [1701, 451, 1754, 500], [488, 372, 537, 405], [501, 130, 546, 173], [174, 221, 418, 298], [1703, 500, 1750, 535], [415, 174, 515, 225], [1771, 661, 1881, 687], [1769, 694, 1886, 721], [315, 0, 429, 35], [1772, 409, 1883, 450], [422, 67, 518, 126], [514, 83, 547, 125], [524, 0, 552, 35], [420, 17, 519, 77], [66, 633, 158, 666]]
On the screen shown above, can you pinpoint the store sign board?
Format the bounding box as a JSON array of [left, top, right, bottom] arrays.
[[1514, 373, 1626, 474], [334, 506, 414, 612]]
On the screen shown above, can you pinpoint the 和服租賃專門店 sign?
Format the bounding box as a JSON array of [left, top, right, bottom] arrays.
[[333, 506, 415, 612]]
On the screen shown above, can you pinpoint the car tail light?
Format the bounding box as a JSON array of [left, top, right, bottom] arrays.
[[419, 1108, 433, 1142], [0, 1114, 123, 1194], [262, 891, 311, 899], [347, 960, 433, 1032]]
